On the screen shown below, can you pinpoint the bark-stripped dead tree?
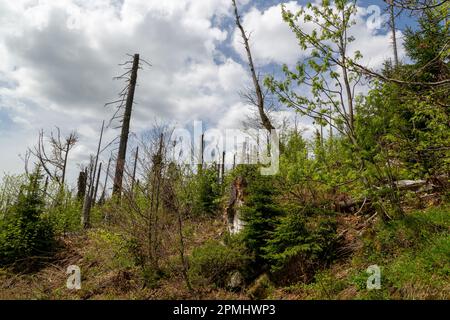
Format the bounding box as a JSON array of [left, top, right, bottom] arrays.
[[29, 128, 78, 190], [385, 0, 400, 67], [93, 162, 102, 205], [81, 121, 105, 229], [76, 169, 87, 201], [109, 54, 148, 199], [99, 156, 112, 205], [221, 151, 225, 185], [197, 133, 204, 174], [81, 156, 94, 228], [232, 0, 274, 133], [131, 146, 139, 191]]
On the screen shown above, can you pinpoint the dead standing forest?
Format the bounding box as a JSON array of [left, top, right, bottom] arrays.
[[0, 0, 449, 300]]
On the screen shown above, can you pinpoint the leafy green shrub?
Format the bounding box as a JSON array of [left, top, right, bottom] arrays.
[[0, 171, 55, 269], [0, 174, 28, 214], [189, 239, 251, 288], [48, 195, 82, 234]]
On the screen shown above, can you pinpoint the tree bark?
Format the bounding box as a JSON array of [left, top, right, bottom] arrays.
[[100, 157, 111, 204], [232, 0, 274, 132], [113, 53, 140, 199], [389, 2, 399, 67], [93, 162, 102, 205], [77, 170, 87, 201], [131, 147, 139, 191]]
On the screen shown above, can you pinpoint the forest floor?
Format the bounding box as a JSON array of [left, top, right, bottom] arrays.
[[0, 204, 449, 300]]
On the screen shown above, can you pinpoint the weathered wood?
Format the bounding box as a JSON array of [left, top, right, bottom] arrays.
[[197, 133, 204, 174], [43, 176, 49, 196], [93, 162, 102, 205], [224, 176, 246, 234], [82, 121, 104, 229], [232, 0, 274, 132], [395, 179, 428, 190], [77, 170, 87, 201], [131, 146, 139, 191], [388, 1, 399, 67], [99, 157, 111, 204], [89, 121, 104, 203], [113, 53, 140, 199], [221, 151, 225, 185], [81, 158, 94, 229]]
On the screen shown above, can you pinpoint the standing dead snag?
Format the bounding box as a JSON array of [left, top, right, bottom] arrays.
[[99, 156, 111, 205], [93, 162, 102, 205], [82, 121, 105, 229], [197, 133, 204, 174], [232, 0, 274, 133], [131, 147, 139, 191], [81, 156, 94, 229], [385, 0, 399, 67], [221, 151, 225, 187], [77, 170, 87, 201], [30, 128, 78, 191], [113, 53, 140, 199], [224, 176, 246, 234]]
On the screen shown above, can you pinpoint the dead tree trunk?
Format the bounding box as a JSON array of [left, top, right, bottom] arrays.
[[131, 147, 139, 191], [30, 129, 78, 192], [77, 170, 87, 201], [81, 158, 94, 229], [221, 151, 225, 185], [100, 156, 111, 205], [197, 133, 204, 174], [89, 121, 104, 204], [82, 121, 105, 229], [61, 141, 70, 187], [113, 53, 140, 199], [93, 162, 102, 205], [388, 1, 399, 67], [232, 0, 274, 132]]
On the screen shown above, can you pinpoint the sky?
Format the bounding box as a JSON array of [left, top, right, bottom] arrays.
[[0, 0, 413, 187]]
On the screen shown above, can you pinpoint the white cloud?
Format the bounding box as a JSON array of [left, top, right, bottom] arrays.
[[0, 0, 251, 182], [232, 1, 405, 69], [232, 1, 303, 66], [0, 0, 409, 184]]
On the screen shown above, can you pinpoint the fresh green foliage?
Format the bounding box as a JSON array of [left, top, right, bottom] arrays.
[[189, 166, 222, 216], [0, 169, 55, 268], [263, 206, 337, 282], [239, 170, 283, 266], [189, 239, 251, 288], [265, 0, 362, 141]]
